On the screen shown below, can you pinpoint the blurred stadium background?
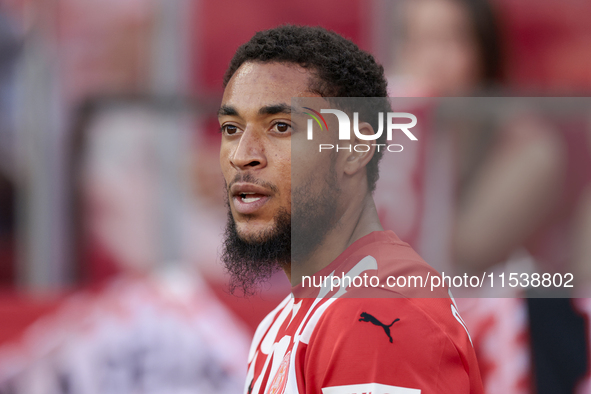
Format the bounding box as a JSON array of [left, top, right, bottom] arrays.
[[0, 0, 590, 393]]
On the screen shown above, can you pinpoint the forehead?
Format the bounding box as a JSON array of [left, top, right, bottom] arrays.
[[221, 62, 316, 108], [407, 0, 470, 34]]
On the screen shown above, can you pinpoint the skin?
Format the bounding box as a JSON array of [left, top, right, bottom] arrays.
[[453, 117, 565, 274], [219, 61, 382, 285], [399, 0, 482, 96]]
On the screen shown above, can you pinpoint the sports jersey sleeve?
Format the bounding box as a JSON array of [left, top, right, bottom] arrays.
[[302, 297, 483, 394]]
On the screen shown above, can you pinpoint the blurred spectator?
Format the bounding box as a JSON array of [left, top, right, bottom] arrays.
[[387, 0, 503, 96], [444, 104, 591, 394], [0, 97, 251, 393], [0, 274, 249, 394], [381, 1, 591, 393], [378, 0, 507, 262], [57, 0, 154, 102]]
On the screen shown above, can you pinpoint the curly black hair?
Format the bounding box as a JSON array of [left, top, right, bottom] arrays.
[[223, 25, 391, 192]]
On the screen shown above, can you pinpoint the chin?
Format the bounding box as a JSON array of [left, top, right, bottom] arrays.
[[235, 220, 276, 243]]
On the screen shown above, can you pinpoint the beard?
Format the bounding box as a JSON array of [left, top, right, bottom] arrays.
[[221, 159, 341, 295], [221, 201, 291, 296]]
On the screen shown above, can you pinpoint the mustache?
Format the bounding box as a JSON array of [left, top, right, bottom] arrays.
[[226, 173, 280, 194]]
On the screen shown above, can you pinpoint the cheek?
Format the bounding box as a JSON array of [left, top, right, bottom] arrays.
[[273, 144, 293, 195], [219, 144, 233, 181], [292, 129, 335, 181], [292, 149, 333, 194], [444, 46, 481, 88]]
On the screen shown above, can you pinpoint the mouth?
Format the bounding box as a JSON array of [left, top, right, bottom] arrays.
[[238, 192, 265, 203], [230, 183, 273, 215]]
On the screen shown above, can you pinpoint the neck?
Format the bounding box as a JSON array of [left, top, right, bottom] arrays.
[[286, 194, 383, 286]]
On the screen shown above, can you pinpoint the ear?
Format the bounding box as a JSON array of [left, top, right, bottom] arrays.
[[342, 121, 376, 176]]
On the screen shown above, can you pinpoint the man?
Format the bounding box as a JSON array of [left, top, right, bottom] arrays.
[[218, 25, 483, 394]]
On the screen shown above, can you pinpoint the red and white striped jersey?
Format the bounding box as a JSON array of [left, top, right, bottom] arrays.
[[245, 231, 483, 394]]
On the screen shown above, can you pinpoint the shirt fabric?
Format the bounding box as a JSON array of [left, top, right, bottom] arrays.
[[245, 230, 484, 394]]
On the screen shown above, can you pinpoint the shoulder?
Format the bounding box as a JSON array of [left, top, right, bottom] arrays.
[[353, 231, 436, 278], [303, 297, 481, 393], [311, 296, 468, 354], [335, 231, 449, 299]]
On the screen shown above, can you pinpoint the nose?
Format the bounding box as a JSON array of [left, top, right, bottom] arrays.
[[230, 128, 267, 170]]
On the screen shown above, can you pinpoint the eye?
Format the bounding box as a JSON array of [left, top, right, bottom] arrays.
[[221, 124, 239, 135], [273, 122, 291, 133]]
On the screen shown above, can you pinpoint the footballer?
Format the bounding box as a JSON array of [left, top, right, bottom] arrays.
[[218, 25, 483, 394]]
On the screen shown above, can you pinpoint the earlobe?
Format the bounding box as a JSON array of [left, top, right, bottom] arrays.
[[343, 147, 375, 175]]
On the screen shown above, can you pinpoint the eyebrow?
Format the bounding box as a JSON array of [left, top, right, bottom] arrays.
[[258, 103, 291, 115], [218, 105, 238, 117], [217, 103, 292, 118]]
